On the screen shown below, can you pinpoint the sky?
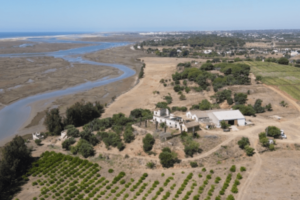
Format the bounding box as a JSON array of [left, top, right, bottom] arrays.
[[0, 0, 300, 32]]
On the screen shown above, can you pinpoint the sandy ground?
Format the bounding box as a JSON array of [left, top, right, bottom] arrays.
[[0, 40, 91, 54]]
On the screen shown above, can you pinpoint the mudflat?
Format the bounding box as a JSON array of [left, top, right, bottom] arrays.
[[1, 44, 149, 142], [0, 40, 91, 54], [0, 56, 120, 105]]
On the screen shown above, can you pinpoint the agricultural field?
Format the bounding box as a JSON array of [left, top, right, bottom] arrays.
[[16, 151, 248, 200], [247, 61, 300, 100]]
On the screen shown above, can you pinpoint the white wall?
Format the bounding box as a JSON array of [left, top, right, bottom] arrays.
[[237, 118, 245, 126]]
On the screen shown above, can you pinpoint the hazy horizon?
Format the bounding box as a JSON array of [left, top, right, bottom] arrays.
[[1, 0, 300, 32]]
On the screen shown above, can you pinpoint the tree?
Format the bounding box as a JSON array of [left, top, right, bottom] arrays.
[[245, 145, 255, 156], [279, 101, 288, 107], [232, 105, 256, 116], [159, 148, 178, 168], [0, 136, 32, 196], [256, 75, 262, 82], [184, 140, 200, 157], [67, 127, 80, 137], [62, 137, 76, 150], [160, 122, 167, 133], [278, 57, 289, 65], [71, 139, 94, 158], [265, 103, 272, 111], [237, 137, 250, 149], [253, 99, 265, 113], [123, 127, 135, 143], [199, 99, 211, 110], [35, 139, 42, 146], [146, 162, 155, 169], [200, 63, 214, 71], [180, 94, 186, 100], [220, 121, 230, 129], [143, 134, 155, 152], [234, 93, 248, 105], [44, 108, 63, 135], [64, 101, 104, 127], [266, 126, 281, 138], [117, 142, 125, 151]]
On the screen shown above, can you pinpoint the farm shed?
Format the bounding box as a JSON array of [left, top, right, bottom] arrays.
[[207, 110, 245, 128]]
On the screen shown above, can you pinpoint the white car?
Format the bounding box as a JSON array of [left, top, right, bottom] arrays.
[[280, 129, 287, 139]]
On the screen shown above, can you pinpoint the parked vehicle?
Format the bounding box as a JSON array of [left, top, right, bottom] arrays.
[[280, 129, 287, 139]]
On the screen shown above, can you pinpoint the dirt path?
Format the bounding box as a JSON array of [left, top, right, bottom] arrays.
[[238, 138, 262, 200]]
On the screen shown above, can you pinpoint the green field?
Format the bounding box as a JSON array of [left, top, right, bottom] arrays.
[[247, 61, 300, 100]]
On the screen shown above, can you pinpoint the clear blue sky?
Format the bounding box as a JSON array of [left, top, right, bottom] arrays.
[[0, 0, 299, 32]]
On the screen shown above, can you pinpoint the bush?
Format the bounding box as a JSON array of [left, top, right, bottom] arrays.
[[237, 173, 243, 180], [117, 142, 125, 151], [143, 134, 155, 152], [240, 166, 246, 172], [278, 57, 289, 65], [35, 139, 42, 146], [146, 162, 155, 169], [108, 169, 114, 173], [62, 137, 76, 150], [234, 93, 248, 105], [67, 127, 80, 137], [210, 170, 214, 174], [226, 194, 235, 200], [237, 137, 250, 149], [202, 168, 206, 172], [266, 126, 281, 138], [123, 127, 135, 143], [245, 145, 255, 156], [159, 150, 178, 168], [269, 144, 275, 151], [190, 162, 198, 168], [232, 104, 255, 116], [220, 121, 230, 129], [200, 63, 214, 71]]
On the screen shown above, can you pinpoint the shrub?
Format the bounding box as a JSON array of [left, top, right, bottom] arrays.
[[146, 162, 155, 169], [35, 139, 42, 146], [62, 137, 76, 150], [278, 57, 289, 65], [240, 166, 246, 172], [237, 173, 242, 180], [266, 126, 281, 138], [226, 194, 235, 200], [237, 137, 250, 149], [143, 134, 155, 152], [210, 170, 214, 174], [108, 169, 114, 173], [269, 144, 275, 151], [245, 145, 255, 156], [190, 162, 198, 168], [159, 150, 178, 168], [202, 168, 206, 172], [230, 165, 236, 172]]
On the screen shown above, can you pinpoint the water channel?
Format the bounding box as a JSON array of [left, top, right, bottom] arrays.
[[0, 38, 135, 141]]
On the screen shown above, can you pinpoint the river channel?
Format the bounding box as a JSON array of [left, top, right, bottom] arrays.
[[0, 38, 135, 141]]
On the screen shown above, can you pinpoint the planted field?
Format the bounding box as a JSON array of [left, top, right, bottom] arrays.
[[19, 152, 248, 200], [247, 61, 300, 100]]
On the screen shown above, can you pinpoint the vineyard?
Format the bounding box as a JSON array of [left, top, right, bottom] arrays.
[[248, 61, 300, 100], [17, 152, 248, 200]]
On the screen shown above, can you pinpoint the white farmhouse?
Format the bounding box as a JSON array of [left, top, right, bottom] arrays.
[[291, 51, 299, 57], [153, 108, 183, 129], [186, 110, 209, 122], [32, 132, 43, 140], [203, 50, 212, 54]]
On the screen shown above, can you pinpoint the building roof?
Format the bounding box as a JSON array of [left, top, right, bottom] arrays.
[[189, 111, 209, 118], [184, 121, 200, 128], [212, 110, 245, 121]]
